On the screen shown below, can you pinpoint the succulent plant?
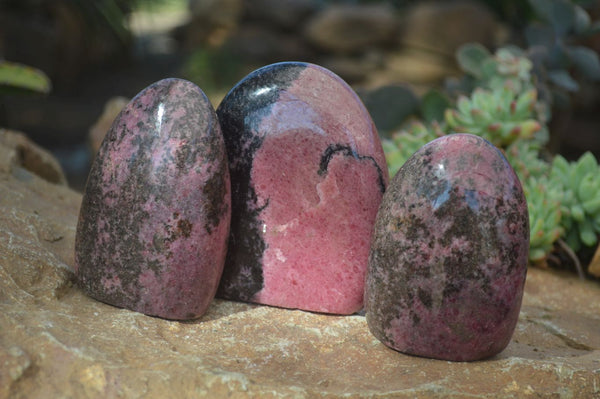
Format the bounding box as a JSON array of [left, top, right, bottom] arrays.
[[550, 152, 600, 252], [383, 121, 443, 177], [522, 175, 564, 264], [503, 139, 550, 183], [380, 0, 600, 273], [456, 44, 536, 96], [444, 87, 543, 148]]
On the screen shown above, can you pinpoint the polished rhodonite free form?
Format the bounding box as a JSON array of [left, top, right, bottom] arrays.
[[216, 62, 389, 314], [366, 134, 529, 361], [75, 78, 231, 320]]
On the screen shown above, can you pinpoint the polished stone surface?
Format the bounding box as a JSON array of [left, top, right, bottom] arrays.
[[1, 150, 599, 398], [75, 78, 230, 320], [216, 62, 388, 314], [366, 134, 529, 361]]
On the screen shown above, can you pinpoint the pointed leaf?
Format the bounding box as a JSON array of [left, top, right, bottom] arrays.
[[0, 61, 51, 94], [573, 5, 591, 34], [579, 219, 598, 247], [529, 0, 576, 36], [569, 46, 600, 80], [548, 69, 579, 91]]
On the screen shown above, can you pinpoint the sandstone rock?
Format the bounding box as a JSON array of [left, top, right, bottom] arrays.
[[304, 4, 398, 54], [224, 25, 314, 64], [1, 136, 600, 398], [0, 128, 67, 185], [400, 0, 504, 56], [366, 50, 456, 88], [318, 51, 384, 83], [243, 0, 319, 31], [589, 244, 600, 277], [181, 0, 243, 48]]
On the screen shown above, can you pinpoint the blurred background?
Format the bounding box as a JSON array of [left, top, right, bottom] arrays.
[[1, 0, 600, 190]]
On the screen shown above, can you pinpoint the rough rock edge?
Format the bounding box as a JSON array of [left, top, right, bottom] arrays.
[[0, 129, 68, 185]]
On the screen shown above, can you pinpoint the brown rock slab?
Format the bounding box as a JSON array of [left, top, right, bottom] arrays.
[[400, 0, 503, 56], [1, 136, 600, 398], [304, 4, 398, 54], [0, 129, 68, 186]]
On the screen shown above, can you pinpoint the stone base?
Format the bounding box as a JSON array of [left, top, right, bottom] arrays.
[[1, 138, 599, 398]]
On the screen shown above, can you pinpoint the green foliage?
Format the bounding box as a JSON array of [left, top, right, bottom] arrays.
[[445, 87, 542, 147], [383, 122, 443, 177], [504, 139, 549, 183], [524, 0, 600, 107], [456, 44, 536, 95], [523, 175, 564, 263], [550, 153, 600, 251], [381, 11, 600, 266], [0, 61, 51, 95], [182, 47, 244, 96]]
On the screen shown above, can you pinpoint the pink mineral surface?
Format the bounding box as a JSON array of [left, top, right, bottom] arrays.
[[216, 62, 389, 314], [75, 78, 230, 320], [366, 134, 529, 361]]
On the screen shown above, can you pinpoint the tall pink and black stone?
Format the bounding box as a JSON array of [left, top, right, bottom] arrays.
[[366, 134, 529, 361], [75, 78, 231, 320], [216, 62, 389, 314]]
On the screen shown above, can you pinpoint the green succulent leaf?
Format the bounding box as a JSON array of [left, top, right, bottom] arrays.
[[456, 43, 492, 79], [421, 89, 451, 123], [582, 197, 600, 215], [384, 122, 442, 177], [578, 174, 598, 202], [568, 46, 600, 80], [548, 69, 580, 91], [572, 204, 585, 222], [573, 4, 591, 33], [575, 151, 598, 177], [529, 0, 576, 36], [579, 218, 598, 247]]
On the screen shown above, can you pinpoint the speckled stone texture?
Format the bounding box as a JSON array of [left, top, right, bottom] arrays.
[[366, 134, 529, 361], [216, 62, 388, 314], [2, 149, 600, 398], [75, 78, 230, 320]]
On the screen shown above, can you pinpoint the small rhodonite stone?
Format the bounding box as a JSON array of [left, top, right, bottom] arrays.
[[75, 78, 231, 320], [216, 62, 389, 314], [366, 134, 529, 361]]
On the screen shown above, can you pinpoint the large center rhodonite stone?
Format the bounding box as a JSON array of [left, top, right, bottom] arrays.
[[216, 62, 389, 314]]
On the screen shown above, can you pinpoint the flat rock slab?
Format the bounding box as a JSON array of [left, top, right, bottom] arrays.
[[1, 146, 600, 398]]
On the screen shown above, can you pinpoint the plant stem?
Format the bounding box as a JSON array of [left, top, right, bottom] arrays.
[[556, 238, 585, 280]]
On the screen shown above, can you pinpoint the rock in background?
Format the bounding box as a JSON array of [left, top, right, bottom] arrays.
[[3, 0, 600, 190], [181, 0, 506, 86], [1, 133, 600, 398]]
